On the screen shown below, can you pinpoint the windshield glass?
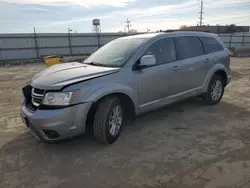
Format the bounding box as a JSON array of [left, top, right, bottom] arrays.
[[84, 38, 146, 67]]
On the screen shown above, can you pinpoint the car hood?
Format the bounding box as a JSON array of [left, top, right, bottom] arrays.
[[31, 62, 119, 90]]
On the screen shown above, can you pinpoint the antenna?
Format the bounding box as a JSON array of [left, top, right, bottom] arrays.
[[125, 18, 131, 32], [198, 1, 204, 27]]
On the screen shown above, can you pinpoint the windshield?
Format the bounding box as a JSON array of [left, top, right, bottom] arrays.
[[84, 38, 146, 67]]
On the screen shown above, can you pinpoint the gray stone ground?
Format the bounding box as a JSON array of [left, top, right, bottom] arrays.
[[1, 58, 250, 188]]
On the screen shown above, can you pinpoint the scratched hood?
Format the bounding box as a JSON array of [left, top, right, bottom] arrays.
[[31, 62, 119, 90]]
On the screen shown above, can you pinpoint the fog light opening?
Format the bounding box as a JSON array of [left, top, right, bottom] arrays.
[[42, 130, 60, 139]]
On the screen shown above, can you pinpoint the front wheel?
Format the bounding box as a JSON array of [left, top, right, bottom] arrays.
[[93, 97, 123, 144], [202, 75, 225, 105]]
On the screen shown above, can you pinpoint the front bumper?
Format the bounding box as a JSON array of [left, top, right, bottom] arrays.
[[20, 101, 93, 141]]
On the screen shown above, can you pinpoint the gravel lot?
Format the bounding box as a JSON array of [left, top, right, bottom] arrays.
[[1, 58, 250, 188]]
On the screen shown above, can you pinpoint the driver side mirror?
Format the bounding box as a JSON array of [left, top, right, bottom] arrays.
[[139, 55, 156, 68]]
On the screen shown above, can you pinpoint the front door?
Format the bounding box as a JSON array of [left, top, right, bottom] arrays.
[[135, 37, 179, 109]]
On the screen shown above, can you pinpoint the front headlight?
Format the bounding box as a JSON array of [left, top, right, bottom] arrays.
[[42, 89, 80, 106]]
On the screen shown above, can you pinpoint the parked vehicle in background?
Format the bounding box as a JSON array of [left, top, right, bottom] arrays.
[[20, 32, 231, 144]]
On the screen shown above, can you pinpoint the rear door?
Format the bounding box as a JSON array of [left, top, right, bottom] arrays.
[[174, 36, 206, 92], [199, 36, 226, 73]]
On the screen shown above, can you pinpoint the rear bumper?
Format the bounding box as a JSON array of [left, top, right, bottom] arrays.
[[20, 101, 93, 142]]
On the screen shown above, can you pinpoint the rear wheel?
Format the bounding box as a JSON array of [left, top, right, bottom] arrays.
[[93, 97, 123, 144], [203, 75, 225, 105]]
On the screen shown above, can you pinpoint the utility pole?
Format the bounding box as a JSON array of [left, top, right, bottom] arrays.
[[198, 1, 204, 27], [125, 18, 131, 32], [33, 27, 39, 58], [68, 28, 72, 54]]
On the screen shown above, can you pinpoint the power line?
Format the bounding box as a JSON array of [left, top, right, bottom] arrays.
[[198, 1, 204, 27], [125, 18, 131, 32]]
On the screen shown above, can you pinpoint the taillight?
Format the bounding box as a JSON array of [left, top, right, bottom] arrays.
[[228, 51, 233, 57]]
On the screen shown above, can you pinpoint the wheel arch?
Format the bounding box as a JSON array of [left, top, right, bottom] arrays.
[[214, 70, 227, 86], [85, 91, 137, 130], [203, 65, 228, 92]]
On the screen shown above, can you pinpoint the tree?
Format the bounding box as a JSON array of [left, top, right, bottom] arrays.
[[227, 24, 236, 33], [128, 29, 138, 33], [180, 25, 188, 30]]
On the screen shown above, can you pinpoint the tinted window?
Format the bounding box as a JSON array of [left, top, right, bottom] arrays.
[[175, 36, 204, 59], [143, 38, 176, 65], [200, 37, 223, 54]]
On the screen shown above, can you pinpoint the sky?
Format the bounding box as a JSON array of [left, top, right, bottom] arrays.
[[0, 0, 249, 33]]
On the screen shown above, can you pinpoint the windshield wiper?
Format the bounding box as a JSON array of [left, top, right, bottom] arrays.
[[84, 61, 106, 67]]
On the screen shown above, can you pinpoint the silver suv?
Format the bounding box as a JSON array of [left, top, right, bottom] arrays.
[[21, 32, 231, 144]]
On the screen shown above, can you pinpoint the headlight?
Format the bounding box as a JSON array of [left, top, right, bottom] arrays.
[[42, 89, 80, 106]]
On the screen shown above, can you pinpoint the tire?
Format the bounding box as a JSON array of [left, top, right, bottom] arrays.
[[93, 97, 123, 144], [203, 74, 225, 105]]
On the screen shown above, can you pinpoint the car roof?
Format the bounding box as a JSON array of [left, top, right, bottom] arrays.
[[118, 33, 162, 39], [119, 31, 217, 40]]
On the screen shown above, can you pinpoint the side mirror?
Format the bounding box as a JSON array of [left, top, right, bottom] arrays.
[[139, 55, 156, 68]]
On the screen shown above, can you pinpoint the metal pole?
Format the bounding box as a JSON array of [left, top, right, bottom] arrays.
[[217, 26, 220, 34], [229, 34, 232, 48], [33, 27, 39, 58], [97, 32, 100, 48], [68, 28, 72, 54], [98, 26, 101, 48], [242, 32, 245, 47]]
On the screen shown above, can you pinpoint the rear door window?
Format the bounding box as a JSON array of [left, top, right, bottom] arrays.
[[175, 36, 204, 59], [143, 38, 176, 65], [200, 37, 224, 54]]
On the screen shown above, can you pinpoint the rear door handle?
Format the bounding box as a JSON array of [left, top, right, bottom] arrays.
[[205, 58, 211, 63], [172, 66, 180, 71]]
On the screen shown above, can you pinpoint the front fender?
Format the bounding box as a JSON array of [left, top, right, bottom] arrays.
[[202, 64, 228, 92], [84, 83, 139, 114]]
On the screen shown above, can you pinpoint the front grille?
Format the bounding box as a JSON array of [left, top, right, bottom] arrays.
[[32, 88, 45, 107], [33, 97, 42, 103], [34, 88, 45, 95]]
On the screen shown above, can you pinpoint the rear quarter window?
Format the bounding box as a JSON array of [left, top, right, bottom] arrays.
[[175, 36, 204, 60], [199, 37, 224, 54]]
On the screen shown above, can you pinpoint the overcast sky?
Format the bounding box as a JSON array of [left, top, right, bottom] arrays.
[[0, 0, 249, 33]]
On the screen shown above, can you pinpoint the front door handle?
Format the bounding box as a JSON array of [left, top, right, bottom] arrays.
[[172, 66, 180, 71]]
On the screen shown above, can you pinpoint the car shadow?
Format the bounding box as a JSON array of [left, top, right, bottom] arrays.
[[1, 97, 250, 187], [0, 98, 246, 144], [2, 97, 250, 150], [231, 70, 243, 81]]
